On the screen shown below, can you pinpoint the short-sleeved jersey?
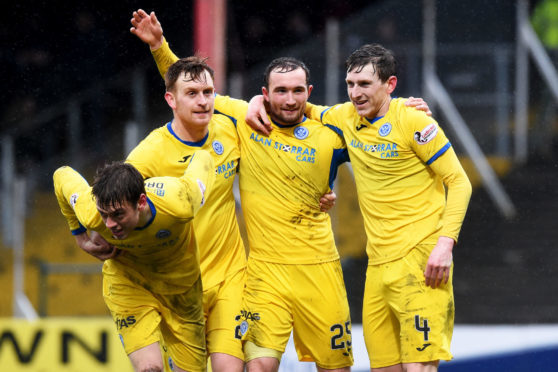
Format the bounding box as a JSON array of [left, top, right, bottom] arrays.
[[53, 165, 207, 294], [215, 95, 348, 264], [126, 116, 246, 289], [307, 98, 471, 264]]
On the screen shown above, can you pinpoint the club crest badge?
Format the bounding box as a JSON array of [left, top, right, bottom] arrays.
[[294, 126, 309, 140], [378, 123, 392, 137], [212, 140, 224, 155], [240, 320, 249, 336]]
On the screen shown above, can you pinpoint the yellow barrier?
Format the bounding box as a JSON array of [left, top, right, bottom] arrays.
[[0, 317, 133, 372]]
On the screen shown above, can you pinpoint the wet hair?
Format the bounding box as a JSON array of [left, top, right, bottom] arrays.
[[92, 161, 145, 210], [345, 43, 397, 82], [165, 56, 215, 92], [263, 57, 310, 87]]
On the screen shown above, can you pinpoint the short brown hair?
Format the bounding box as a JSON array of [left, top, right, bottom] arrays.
[[92, 161, 145, 210], [263, 57, 310, 88], [165, 56, 215, 92], [345, 44, 397, 83]]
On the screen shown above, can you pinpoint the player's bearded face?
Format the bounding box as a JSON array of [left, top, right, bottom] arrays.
[[97, 200, 140, 240], [173, 70, 215, 128], [263, 68, 312, 126], [346, 63, 391, 118]]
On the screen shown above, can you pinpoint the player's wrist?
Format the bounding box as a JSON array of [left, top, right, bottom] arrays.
[[149, 36, 165, 51], [437, 235, 456, 250]]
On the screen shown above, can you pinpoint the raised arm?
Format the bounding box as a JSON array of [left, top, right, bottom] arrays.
[[130, 9, 178, 79], [130, 9, 163, 50]]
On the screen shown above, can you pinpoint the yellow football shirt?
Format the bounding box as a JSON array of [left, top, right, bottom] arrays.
[[53, 156, 213, 294], [151, 40, 349, 263], [215, 95, 349, 264], [307, 98, 471, 264], [126, 117, 246, 289]]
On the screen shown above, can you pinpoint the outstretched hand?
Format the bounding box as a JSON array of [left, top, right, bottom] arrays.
[[130, 9, 164, 50]]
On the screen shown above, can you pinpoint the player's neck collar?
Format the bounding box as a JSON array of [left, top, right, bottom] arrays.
[[365, 115, 384, 125], [135, 197, 156, 231], [271, 115, 307, 128], [167, 121, 209, 147], [364, 96, 393, 124]]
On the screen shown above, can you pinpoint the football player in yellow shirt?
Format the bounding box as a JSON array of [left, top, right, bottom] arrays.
[[126, 57, 248, 372], [54, 154, 214, 372], [75, 48, 247, 372], [130, 9, 352, 372], [248, 44, 472, 372], [132, 10, 352, 371]]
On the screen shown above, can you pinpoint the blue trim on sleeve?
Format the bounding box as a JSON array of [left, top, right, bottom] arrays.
[[426, 142, 451, 165], [135, 197, 156, 231], [328, 148, 350, 189], [213, 109, 238, 127], [320, 107, 333, 122], [166, 121, 209, 146], [71, 223, 87, 235], [324, 124, 344, 138]]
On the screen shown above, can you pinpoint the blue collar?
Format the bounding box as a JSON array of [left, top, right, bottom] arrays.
[[271, 115, 307, 128], [135, 197, 156, 231], [166, 121, 209, 146]]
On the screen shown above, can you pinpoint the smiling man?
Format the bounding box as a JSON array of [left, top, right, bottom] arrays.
[[125, 56, 248, 372], [215, 59, 353, 372], [145, 35, 354, 371], [129, 10, 351, 371], [54, 154, 214, 372], [302, 44, 472, 372], [244, 43, 470, 372]]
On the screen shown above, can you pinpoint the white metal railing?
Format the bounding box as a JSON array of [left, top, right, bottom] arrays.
[[421, 0, 516, 219], [12, 178, 38, 320], [425, 72, 517, 218], [516, 0, 558, 163]]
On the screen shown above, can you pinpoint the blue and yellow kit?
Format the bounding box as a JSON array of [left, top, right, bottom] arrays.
[[53, 161, 212, 294], [151, 39, 353, 367], [54, 153, 213, 370], [149, 38, 247, 361], [126, 118, 245, 290], [307, 98, 471, 264], [215, 95, 348, 263], [214, 96, 354, 369]]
